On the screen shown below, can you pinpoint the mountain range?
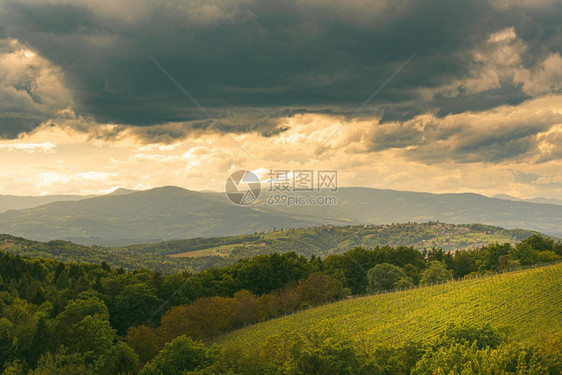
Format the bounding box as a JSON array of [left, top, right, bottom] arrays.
[[0, 186, 560, 246]]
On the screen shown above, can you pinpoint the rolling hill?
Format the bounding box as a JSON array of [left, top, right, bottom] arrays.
[[162, 222, 540, 258], [217, 262, 562, 351], [2, 223, 545, 274], [0, 186, 560, 245]]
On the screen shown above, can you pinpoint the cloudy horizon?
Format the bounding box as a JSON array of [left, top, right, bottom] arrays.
[[0, 0, 561, 199]]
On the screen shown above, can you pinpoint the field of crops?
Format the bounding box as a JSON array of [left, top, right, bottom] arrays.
[[217, 262, 562, 351]]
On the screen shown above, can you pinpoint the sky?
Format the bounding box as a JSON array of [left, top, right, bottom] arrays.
[[0, 0, 561, 198]]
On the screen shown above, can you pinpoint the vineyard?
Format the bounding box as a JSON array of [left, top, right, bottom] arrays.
[[216, 262, 562, 351]]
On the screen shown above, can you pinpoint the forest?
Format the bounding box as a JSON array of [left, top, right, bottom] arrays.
[[0, 234, 560, 374]]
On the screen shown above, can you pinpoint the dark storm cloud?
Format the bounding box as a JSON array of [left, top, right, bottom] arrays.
[[0, 0, 561, 154]]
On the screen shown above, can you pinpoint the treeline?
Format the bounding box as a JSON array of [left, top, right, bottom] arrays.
[[0, 235, 560, 373]]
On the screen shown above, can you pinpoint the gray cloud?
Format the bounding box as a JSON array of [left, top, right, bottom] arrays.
[[365, 99, 562, 164], [0, 0, 561, 159]]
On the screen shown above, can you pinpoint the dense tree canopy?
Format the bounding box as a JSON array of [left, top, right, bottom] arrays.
[[0, 234, 559, 373]]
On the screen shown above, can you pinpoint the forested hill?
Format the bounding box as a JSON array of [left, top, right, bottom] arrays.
[[0, 235, 560, 373], [0, 223, 546, 273]]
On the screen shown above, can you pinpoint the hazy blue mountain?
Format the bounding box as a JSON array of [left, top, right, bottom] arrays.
[[0, 194, 91, 213], [0, 187, 339, 245], [492, 193, 562, 206], [0, 186, 560, 245], [260, 188, 562, 237], [0, 187, 137, 213]]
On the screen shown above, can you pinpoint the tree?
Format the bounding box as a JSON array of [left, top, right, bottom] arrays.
[[0, 318, 18, 370], [512, 243, 538, 266], [159, 296, 237, 341], [480, 243, 512, 271], [125, 325, 161, 365], [420, 261, 453, 285], [393, 276, 415, 290], [233, 290, 263, 327], [367, 263, 406, 293], [55, 270, 70, 290], [452, 249, 481, 278], [520, 235, 554, 252], [262, 325, 365, 375], [58, 314, 115, 364], [411, 342, 547, 375], [403, 264, 421, 284], [94, 341, 139, 375], [295, 272, 350, 307], [536, 250, 561, 262], [235, 252, 314, 295], [110, 283, 163, 335], [497, 255, 520, 272], [52, 297, 115, 362], [31, 351, 89, 374], [139, 335, 211, 375], [29, 317, 50, 366]]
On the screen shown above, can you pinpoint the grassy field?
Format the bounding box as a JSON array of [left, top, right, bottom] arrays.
[[216, 262, 562, 351], [168, 243, 240, 258]]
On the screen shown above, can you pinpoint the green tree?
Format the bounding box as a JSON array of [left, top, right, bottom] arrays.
[[262, 325, 366, 375], [32, 351, 88, 374], [110, 283, 163, 335], [367, 263, 406, 293], [29, 317, 50, 366], [94, 341, 139, 375], [55, 271, 70, 290], [536, 250, 560, 263], [420, 261, 453, 285], [480, 243, 512, 271], [393, 276, 415, 290], [512, 243, 538, 266], [411, 342, 547, 375], [0, 318, 18, 370], [520, 235, 554, 251], [139, 335, 211, 375], [403, 264, 421, 285], [52, 297, 115, 362]]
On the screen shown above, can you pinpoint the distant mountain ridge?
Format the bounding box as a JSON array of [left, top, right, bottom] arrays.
[[492, 193, 562, 206], [0, 187, 137, 213], [0, 186, 560, 245], [0, 194, 91, 213]]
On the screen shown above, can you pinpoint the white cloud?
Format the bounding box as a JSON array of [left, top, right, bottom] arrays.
[[0, 142, 56, 153]]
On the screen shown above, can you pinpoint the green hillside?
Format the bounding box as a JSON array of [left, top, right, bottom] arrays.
[[164, 222, 540, 259], [217, 262, 562, 351], [1, 223, 545, 273]]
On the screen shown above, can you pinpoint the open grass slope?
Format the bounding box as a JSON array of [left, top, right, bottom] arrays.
[[217, 262, 562, 351]]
